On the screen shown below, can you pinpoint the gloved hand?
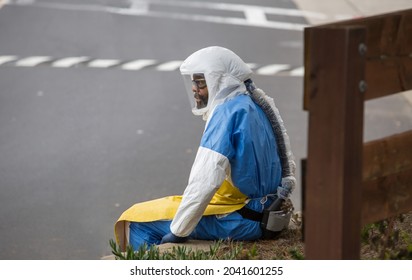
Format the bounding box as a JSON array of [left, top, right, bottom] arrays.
[[160, 232, 188, 244], [278, 176, 296, 199]]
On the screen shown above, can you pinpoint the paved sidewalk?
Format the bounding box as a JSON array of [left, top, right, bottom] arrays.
[[294, 0, 412, 24], [293, 0, 412, 102]]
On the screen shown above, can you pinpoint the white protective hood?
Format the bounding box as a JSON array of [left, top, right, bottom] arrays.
[[180, 46, 253, 121]]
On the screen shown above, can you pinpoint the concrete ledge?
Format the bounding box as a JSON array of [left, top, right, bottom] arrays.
[[157, 239, 218, 253], [102, 213, 302, 260]]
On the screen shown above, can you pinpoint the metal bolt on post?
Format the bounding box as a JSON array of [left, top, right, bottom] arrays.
[[359, 80, 367, 93], [358, 43, 367, 56]]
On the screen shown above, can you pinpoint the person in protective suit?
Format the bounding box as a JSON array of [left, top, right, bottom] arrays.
[[114, 46, 296, 250]]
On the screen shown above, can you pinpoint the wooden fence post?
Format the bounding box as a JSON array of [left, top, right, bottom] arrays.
[[304, 26, 366, 259]]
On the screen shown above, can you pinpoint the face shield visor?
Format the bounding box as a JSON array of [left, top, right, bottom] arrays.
[[182, 73, 209, 116]]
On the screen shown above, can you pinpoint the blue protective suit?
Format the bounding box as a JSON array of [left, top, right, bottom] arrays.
[[126, 46, 285, 250], [129, 94, 281, 249]]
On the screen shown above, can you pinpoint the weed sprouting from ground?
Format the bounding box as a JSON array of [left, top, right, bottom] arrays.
[[361, 214, 412, 259], [109, 239, 247, 260], [108, 227, 305, 260]]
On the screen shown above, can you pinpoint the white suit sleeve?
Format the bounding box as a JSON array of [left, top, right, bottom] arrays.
[[170, 146, 229, 237]]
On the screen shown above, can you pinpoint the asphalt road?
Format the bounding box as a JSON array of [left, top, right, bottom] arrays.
[[7, 0, 406, 260]]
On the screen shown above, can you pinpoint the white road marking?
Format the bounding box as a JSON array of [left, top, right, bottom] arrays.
[[244, 7, 268, 25], [52, 57, 89, 68], [131, 0, 326, 20], [290, 66, 304, 76], [246, 63, 258, 70], [130, 0, 149, 13], [7, 0, 309, 31], [256, 64, 291, 75], [5, 0, 354, 30], [88, 59, 120, 68], [120, 59, 157, 70], [115, 8, 307, 31], [156, 60, 183, 71], [0, 55, 18, 65], [15, 56, 52, 67], [0, 55, 304, 77]]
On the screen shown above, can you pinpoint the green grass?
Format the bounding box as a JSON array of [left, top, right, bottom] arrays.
[[109, 212, 412, 260]]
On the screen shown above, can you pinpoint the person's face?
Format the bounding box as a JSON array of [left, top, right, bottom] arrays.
[[192, 74, 208, 109]]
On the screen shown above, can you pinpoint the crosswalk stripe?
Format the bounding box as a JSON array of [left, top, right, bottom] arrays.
[[0, 55, 18, 65], [290, 66, 304, 76], [256, 64, 291, 75], [15, 56, 52, 67], [121, 59, 157, 70], [52, 57, 90, 68], [244, 7, 268, 25], [88, 59, 121, 68], [246, 63, 258, 70], [156, 60, 183, 71], [6, 1, 311, 31], [0, 55, 304, 76]]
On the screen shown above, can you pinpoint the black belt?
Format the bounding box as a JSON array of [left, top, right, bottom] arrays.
[[237, 207, 263, 222]]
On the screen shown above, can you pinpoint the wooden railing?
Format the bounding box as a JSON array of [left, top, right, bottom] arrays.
[[303, 8, 412, 259]]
